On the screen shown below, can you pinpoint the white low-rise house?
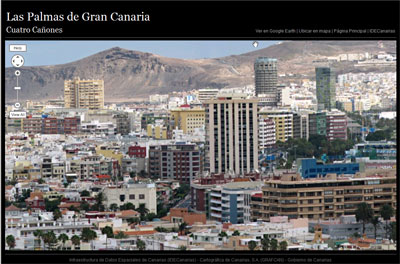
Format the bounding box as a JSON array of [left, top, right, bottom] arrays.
[[191, 229, 222, 245]]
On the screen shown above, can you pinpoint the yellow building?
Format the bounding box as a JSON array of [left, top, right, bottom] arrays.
[[147, 124, 168, 139], [96, 146, 124, 166], [342, 101, 353, 112], [259, 109, 293, 143], [170, 108, 205, 134]]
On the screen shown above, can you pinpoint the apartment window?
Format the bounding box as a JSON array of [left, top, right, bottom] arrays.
[[139, 194, 145, 199], [129, 194, 135, 200], [120, 195, 125, 202]]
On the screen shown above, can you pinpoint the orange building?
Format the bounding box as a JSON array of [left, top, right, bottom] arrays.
[[162, 208, 206, 225]]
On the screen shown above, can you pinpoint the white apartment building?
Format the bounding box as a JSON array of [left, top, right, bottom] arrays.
[[205, 94, 259, 175], [209, 181, 263, 224]]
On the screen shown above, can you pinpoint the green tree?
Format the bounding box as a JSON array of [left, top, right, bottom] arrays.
[[80, 190, 90, 197], [80, 201, 90, 212], [355, 202, 373, 235], [136, 239, 146, 250], [232, 230, 240, 236], [38, 178, 45, 184], [71, 235, 80, 248], [102, 225, 114, 249], [81, 228, 97, 242], [270, 238, 278, 250], [109, 203, 119, 212], [119, 202, 135, 211], [278, 241, 288, 250], [371, 216, 380, 239], [146, 213, 157, 221], [155, 226, 168, 232], [115, 231, 128, 239], [6, 235, 16, 250], [352, 232, 361, 238], [219, 231, 228, 239], [45, 198, 61, 212], [101, 226, 114, 238], [43, 231, 57, 250], [380, 204, 394, 239], [179, 222, 188, 235], [33, 230, 44, 250], [261, 235, 270, 251], [58, 233, 69, 250], [53, 209, 62, 221], [248, 240, 257, 251], [92, 192, 105, 212], [137, 203, 149, 219], [127, 217, 141, 225]]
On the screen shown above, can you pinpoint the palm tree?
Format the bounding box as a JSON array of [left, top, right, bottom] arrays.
[[33, 230, 44, 250], [136, 239, 146, 250], [53, 209, 62, 222], [219, 231, 228, 242], [261, 235, 270, 251], [101, 226, 114, 249], [43, 231, 57, 250], [270, 238, 278, 250], [371, 216, 380, 239], [137, 203, 149, 219], [278, 241, 288, 250], [94, 192, 105, 212], [71, 235, 80, 249], [179, 222, 188, 235], [58, 233, 69, 250], [355, 202, 373, 235], [6, 235, 16, 250], [380, 204, 394, 239], [81, 228, 97, 242], [248, 240, 257, 251]]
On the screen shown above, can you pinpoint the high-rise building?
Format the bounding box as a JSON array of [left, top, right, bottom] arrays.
[[254, 57, 278, 106], [64, 77, 104, 109], [205, 94, 258, 175], [258, 117, 276, 150], [326, 109, 347, 141], [316, 67, 336, 111]]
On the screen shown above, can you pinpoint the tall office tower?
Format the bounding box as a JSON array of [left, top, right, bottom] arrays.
[[205, 94, 258, 175], [316, 67, 336, 111], [64, 77, 104, 109], [254, 57, 278, 106]]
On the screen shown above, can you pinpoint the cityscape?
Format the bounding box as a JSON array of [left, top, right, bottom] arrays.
[[4, 41, 397, 251]]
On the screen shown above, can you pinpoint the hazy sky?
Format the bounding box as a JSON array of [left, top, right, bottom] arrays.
[[5, 41, 278, 67]]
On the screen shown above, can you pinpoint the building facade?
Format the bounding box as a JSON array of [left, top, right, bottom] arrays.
[[254, 57, 278, 107], [64, 77, 104, 109], [103, 183, 157, 214], [170, 108, 205, 134], [205, 95, 259, 175], [260, 172, 396, 221], [148, 143, 202, 183], [316, 67, 336, 111]]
